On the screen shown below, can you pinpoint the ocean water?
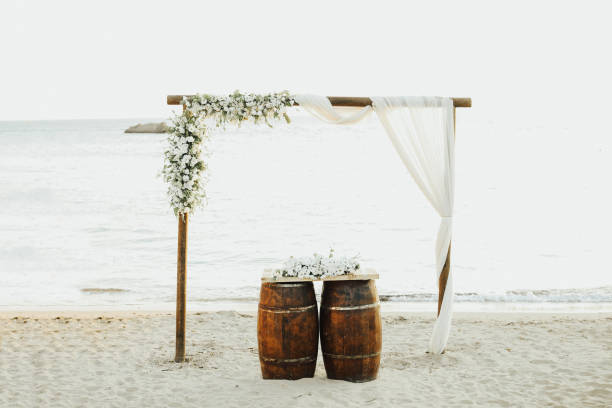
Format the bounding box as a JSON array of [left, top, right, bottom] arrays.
[[1, 115, 611, 311]]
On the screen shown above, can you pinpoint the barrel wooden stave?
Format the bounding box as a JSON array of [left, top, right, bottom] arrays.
[[320, 280, 382, 382], [257, 282, 318, 380]]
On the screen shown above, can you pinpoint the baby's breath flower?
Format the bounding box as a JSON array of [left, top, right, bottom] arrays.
[[273, 249, 360, 279], [162, 91, 295, 216]]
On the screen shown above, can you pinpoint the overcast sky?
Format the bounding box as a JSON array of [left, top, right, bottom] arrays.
[[1, 0, 610, 124]]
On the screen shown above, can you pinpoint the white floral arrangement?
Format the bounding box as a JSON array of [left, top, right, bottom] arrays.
[[162, 90, 296, 215], [274, 249, 360, 279]]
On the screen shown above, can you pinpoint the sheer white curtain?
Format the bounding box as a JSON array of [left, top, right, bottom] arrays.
[[295, 94, 455, 354], [294, 94, 373, 123], [371, 97, 455, 354]]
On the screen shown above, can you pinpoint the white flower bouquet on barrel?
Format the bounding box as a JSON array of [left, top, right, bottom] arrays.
[[273, 249, 360, 279]]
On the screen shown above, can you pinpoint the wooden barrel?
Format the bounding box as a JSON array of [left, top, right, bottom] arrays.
[[320, 280, 382, 382], [257, 282, 318, 380]]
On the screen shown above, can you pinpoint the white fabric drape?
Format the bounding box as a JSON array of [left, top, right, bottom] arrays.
[[371, 96, 455, 354], [294, 94, 373, 124], [295, 94, 455, 354]]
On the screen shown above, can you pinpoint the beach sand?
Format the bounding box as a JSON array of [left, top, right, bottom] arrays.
[[1, 311, 610, 407]]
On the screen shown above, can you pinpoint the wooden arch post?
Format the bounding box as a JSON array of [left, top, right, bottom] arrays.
[[175, 103, 188, 363], [175, 212, 188, 362], [167, 95, 471, 362], [437, 106, 456, 317]]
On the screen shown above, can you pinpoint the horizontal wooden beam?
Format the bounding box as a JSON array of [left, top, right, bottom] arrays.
[[166, 95, 472, 108]]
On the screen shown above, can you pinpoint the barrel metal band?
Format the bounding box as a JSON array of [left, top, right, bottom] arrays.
[[269, 282, 310, 287], [322, 302, 380, 311], [258, 304, 317, 313], [260, 355, 316, 364], [323, 351, 380, 360]]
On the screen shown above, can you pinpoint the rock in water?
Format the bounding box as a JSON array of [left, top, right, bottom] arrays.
[[124, 122, 168, 133]]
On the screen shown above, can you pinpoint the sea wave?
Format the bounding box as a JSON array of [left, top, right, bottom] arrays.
[[379, 286, 612, 303], [81, 288, 129, 293], [185, 286, 612, 304]]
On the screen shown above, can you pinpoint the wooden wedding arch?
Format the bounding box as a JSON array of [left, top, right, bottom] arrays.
[[166, 94, 472, 362]]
